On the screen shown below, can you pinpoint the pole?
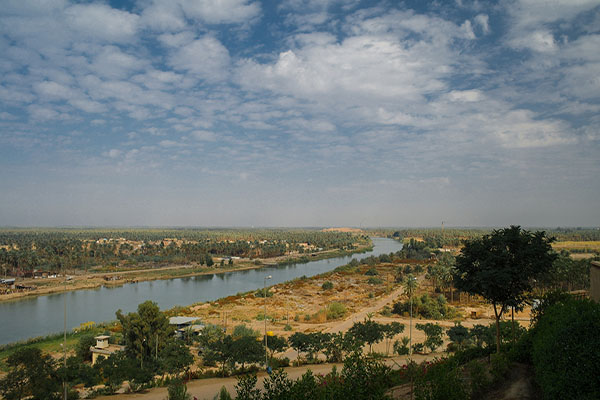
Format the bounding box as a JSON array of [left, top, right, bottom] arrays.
[[264, 275, 271, 369], [409, 292, 413, 356], [63, 270, 67, 400]]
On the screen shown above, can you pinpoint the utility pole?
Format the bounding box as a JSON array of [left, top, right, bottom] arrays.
[[63, 268, 67, 400], [264, 275, 272, 370]]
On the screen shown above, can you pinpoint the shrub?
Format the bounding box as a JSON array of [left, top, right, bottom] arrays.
[[214, 386, 233, 400], [414, 359, 468, 400], [322, 281, 334, 290], [466, 360, 489, 398], [490, 353, 510, 383], [283, 324, 292, 331], [326, 302, 347, 320], [254, 288, 272, 298], [166, 379, 191, 400], [367, 277, 384, 285], [365, 267, 379, 276], [393, 337, 410, 355], [393, 294, 459, 320], [531, 298, 600, 400]]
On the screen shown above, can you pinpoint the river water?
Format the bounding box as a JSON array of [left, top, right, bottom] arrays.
[[0, 237, 402, 345]]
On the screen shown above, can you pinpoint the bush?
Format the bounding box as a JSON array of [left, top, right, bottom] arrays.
[[367, 277, 384, 285], [414, 359, 468, 400], [466, 360, 489, 398], [365, 267, 379, 276], [490, 353, 510, 383], [254, 288, 272, 298], [322, 281, 334, 290], [393, 294, 459, 320], [326, 302, 347, 320], [393, 337, 410, 355], [166, 379, 191, 400], [531, 298, 600, 400], [283, 324, 292, 331]]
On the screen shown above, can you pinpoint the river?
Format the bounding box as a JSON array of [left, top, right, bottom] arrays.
[[0, 237, 402, 345]]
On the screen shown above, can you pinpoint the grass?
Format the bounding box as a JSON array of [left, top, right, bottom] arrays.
[[0, 328, 100, 371], [552, 241, 600, 253]]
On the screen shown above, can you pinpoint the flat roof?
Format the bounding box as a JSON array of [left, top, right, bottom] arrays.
[[169, 316, 200, 325], [94, 335, 110, 340]]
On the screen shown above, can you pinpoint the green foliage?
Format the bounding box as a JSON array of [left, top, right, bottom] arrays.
[[489, 353, 510, 382], [166, 378, 191, 400], [232, 324, 260, 339], [447, 323, 469, 351], [75, 334, 96, 361], [415, 323, 444, 353], [393, 336, 410, 355], [159, 340, 194, 376], [466, 360, 489, 398], [531, 298, 600, 400], [325, 302, 347, 320], [0, 347, 61, 400], [254, 288, 273, 298], [235, 352, 392, 400], [367, 276, 384, 285], [364, 267, 379, 276], [393, 293, 458, 320], [264, 335, 287, 361], [0, 228, 361, 273], [116, 300, 173, 364], [321, 281, 334, 290], [214, 386, 233, 400], [414, 359, 468, 400], [455, 226, 556, 353], [348, 318, 385, 353], [283, 324, 292, 331]]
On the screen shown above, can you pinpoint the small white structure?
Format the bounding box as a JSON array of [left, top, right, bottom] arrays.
[[90, 335, 124, 365]]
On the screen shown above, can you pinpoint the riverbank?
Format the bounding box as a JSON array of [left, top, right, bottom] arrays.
[[0, 242, 372, 304]]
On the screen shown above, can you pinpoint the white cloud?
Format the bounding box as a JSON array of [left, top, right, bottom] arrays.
[[178, 0, 260, 24], [509, 30, 557, 53], [89, 46, 146, 79], [168, 36, 231, 81], [104, 149, 122, 158], [190, 130, 217, 141], [474, 14, 489, 34], [64, 3, 139, 43]]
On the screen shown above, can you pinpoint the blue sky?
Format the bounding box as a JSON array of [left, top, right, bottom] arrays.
[[1, 0, 599, 227]]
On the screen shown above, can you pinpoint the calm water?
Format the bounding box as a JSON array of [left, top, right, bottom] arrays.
[[0, 237, 402, 345]]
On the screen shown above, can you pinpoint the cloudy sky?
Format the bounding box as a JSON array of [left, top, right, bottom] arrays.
[[1, 0, 599, 227]]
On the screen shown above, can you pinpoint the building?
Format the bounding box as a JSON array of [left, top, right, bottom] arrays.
[[169, 316, 204, 338], [90, 335, 124, 365], [591, 261, 600, 302]]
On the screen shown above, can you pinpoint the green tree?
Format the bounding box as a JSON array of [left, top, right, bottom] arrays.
[[382, 322, 405, 355], [447, 322, 469, 351], [231, 335, 264, 370], [454, 226, 556, 353], [116, 300, 174, 367], [264, 334, 287, 362], [348, 318, 384, 353], [416, 323, 444, 353], [0, 347, 61, 400], [75, 333, 97, 361], [160, 340, 194, 377]]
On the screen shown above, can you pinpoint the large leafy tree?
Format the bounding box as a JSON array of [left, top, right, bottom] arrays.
[[0, 347, 61, 400], [454, 225, 556, 352], [116, 300, 174, 366]]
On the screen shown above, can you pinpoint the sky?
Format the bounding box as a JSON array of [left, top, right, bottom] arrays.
[[0, 0, 599, 228]]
